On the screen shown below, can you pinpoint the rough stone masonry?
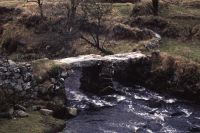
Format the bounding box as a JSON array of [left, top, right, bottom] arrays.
[[0, 55, 33, 109]]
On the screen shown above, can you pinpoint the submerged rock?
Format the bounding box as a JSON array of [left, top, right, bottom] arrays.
[[171, 111, 186, 117], [189, 125, 200, 132], [135, 128, 151, 133], [66, 107, 78, 117], [148, 98, 163, 108], [146, 122, 163, 132]]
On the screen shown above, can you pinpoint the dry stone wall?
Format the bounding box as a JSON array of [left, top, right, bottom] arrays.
[[0, 56, 34, 109]]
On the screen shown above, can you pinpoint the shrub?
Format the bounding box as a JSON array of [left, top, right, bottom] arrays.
[[192, 24, 200, 40], [112, 23, 153, 40]]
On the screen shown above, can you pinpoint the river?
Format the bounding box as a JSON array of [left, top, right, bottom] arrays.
[[62, 68, 200, 133]]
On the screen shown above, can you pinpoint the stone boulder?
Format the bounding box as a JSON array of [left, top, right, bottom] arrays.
[[40, 109, 53, 116], [14, 110, 29, 118]]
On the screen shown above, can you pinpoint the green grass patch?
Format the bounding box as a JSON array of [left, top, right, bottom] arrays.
[[160, 38, 200, 63], [0, 111, 65, 133], [113, 3, 134, 18], [160, 4, 200, 17]]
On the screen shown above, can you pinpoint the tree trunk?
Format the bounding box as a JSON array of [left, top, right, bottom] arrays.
[[95, 33, 100, 48], [152, 0, 159, 16], [38, 0, 43, 18]]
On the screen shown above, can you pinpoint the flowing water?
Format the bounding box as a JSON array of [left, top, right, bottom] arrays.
[[62, 68, 200, 133]]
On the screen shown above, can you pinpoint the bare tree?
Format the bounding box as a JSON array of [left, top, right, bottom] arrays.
[[65, 0, 82, 33], [80, 0, 113, 53], [48, 0, 82, 42]]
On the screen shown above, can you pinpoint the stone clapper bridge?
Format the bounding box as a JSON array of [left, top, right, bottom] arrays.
[[55, 52, 146, 66], [53, 52, 150, 97]]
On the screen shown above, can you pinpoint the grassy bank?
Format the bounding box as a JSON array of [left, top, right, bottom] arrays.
[[0, 111, 65, 133], [160, 38, 200, 63]]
